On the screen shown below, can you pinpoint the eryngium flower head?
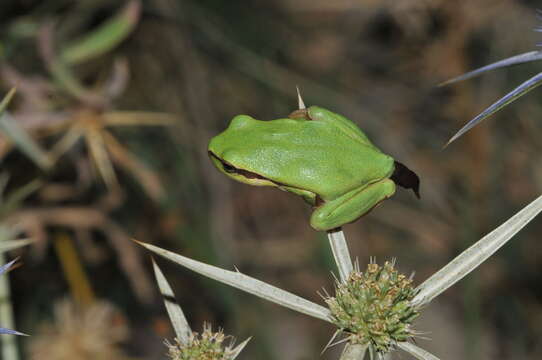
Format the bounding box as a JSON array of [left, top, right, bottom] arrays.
[[167, 324, 237, 360], [29, 299, 128, 360], [325, 260, 419, 354]]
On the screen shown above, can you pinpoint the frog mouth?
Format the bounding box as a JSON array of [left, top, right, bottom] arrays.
[[208, 151, 270, 181], [208, 151, 320, 205]]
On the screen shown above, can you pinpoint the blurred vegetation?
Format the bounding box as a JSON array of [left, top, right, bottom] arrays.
[[0, 0, 541, 359]]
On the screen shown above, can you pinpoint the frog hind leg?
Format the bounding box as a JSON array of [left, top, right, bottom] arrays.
[[310, 179, 396, 231]]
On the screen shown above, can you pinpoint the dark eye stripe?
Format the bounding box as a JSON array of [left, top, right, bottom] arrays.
[[223, 162, 236, 173]]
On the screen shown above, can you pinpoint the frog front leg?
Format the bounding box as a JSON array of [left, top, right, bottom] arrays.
[[310, 179, 396, 231]]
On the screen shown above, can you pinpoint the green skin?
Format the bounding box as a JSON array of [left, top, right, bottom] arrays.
[[208, 106, 396, 231]]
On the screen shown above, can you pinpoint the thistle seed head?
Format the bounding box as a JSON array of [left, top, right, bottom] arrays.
[[167, 324, 237, 360], [325, 261, 419, 354]]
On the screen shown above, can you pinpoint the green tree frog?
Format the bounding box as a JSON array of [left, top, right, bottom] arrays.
[[208, 106, 420, 231]]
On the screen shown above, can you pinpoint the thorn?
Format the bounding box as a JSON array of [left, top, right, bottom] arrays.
[[442, 136, 456, 149], [321, 330, 343, 354], [296, 86, 306, 110], [437, 79, 452, 87]]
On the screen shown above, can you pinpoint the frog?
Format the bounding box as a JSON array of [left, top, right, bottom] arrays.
[[208, 106, 420, 231]]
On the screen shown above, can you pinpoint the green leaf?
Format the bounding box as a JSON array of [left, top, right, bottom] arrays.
[[0, 179, 41, 218], [61, 1, 141, 65], [0, 90, 53, 170], [47, 58, 100, 102], [0, 89, 15, 115]]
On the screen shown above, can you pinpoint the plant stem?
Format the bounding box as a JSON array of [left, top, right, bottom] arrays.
[[327, 228, 354, 283], [340, 343, 368, 360], [53, 232, 95, 307]]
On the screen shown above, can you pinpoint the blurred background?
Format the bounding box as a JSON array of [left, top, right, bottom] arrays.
[[0, 0, 541, 359]]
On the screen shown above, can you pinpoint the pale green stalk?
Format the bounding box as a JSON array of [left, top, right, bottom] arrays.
[[0, 228, 32, 360], [0, 251, 18, 360], [152, 258, 191, 345], [340, 343, 368, 360], [327, 229, 354, 283]]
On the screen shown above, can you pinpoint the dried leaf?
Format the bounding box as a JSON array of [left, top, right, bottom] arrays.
[[84, 129, 118, 188], [102, 131, 164, 201], [102, 111, 176, 127], [0, 179, 41, 217], [50, 124, 84, 160], [38, 23, 104, 105]]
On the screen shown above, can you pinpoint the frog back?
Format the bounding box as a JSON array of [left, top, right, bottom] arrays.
[[214, 115, 395, 200], [277, 119, 395, 199]]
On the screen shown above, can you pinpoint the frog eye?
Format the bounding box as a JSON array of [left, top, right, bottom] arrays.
[[223, 162, 236, 173]]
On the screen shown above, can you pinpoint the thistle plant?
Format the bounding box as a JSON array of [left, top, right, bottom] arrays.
[[29, 299, 129, 360], [138, 192, 542, 359], [166, 325, 240, 360], [152, 259, 249, 360], [325, 261, 419, 354]]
